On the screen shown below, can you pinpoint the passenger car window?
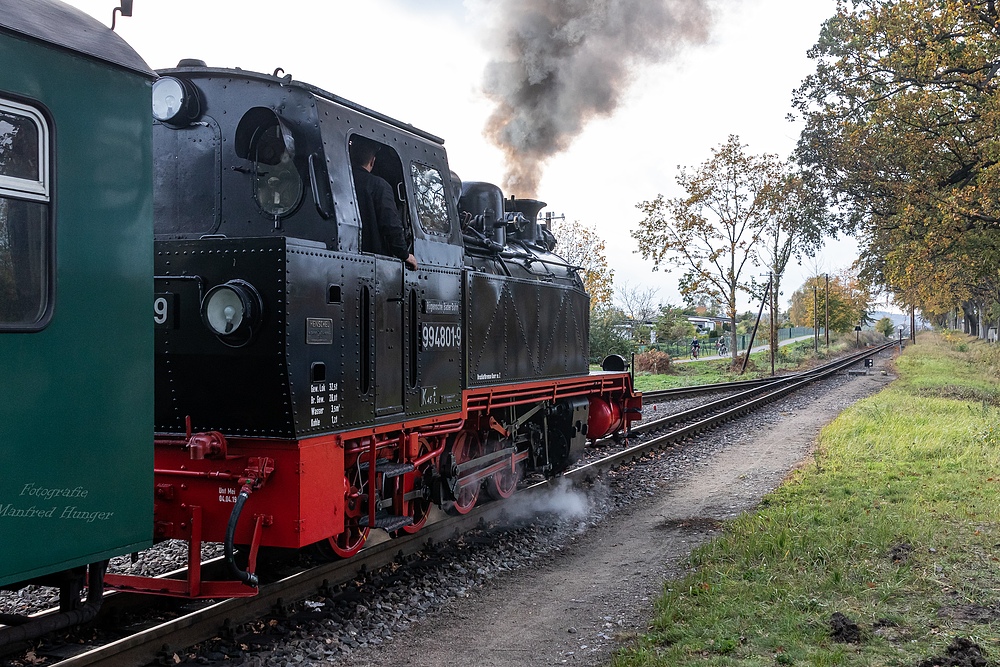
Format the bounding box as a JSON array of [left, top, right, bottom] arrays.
[[410, 162, 451, 236], [0, 99, 50, 329]]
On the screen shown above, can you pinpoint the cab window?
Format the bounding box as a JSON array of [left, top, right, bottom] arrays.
[[234, 108, 303, 223], [410, 162, 451, 236], [0, 99, 50, 330], [253, 124, 302, 219]]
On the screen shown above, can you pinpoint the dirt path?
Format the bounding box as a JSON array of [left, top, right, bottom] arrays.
[[340, 363, 895, 667]]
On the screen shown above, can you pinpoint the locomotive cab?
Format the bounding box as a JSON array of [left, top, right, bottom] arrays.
[[152, 66, 467, 439]]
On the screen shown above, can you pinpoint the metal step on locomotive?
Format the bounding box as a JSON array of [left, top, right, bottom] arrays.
[[0, 0, 640, 643]]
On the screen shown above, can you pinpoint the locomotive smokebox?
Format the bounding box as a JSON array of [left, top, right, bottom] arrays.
[[505, 197, 547, 243]]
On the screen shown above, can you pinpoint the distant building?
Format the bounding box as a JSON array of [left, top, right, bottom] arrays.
[[686, 316, 727, 333]]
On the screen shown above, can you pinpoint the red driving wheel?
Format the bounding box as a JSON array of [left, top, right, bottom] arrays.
[[316, 471, 370, 559], [446, 430, 481, 515], [402, 437, 434, 534]]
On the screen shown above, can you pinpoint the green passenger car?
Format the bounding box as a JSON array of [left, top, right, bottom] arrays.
[[0, 1, 154, 592]]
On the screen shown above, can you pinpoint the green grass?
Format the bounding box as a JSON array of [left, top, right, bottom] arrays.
[[615, 331, 1000, 666], [633, 338, 859, 392]]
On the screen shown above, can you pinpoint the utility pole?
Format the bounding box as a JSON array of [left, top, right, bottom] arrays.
[[741, 275, 772, 375], [825, 274, 830, 349], [813, 284, 818, 353], [770, 272, 776, 377]]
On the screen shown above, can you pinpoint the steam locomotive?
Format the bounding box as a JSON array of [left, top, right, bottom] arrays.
[[0, 0, 639, 642]]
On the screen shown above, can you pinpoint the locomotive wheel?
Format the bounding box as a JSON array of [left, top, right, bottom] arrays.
[[401, 437, 433, 534], [314, 472, 370, 559], [322, 522, 369, 559], [446, 430, 481, 515], [485, 434, 521, 501]]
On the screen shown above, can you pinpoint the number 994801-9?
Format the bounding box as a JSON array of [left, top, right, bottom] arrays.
[[421, 323, 460, 350]]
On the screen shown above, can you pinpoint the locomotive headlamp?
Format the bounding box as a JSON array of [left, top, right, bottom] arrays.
[[152, 76, 201, 126], [201, 281, 262, 343]]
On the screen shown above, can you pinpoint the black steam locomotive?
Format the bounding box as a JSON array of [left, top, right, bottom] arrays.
[[112, 62, 640, 597]]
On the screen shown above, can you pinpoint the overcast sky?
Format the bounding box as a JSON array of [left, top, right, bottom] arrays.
[[66, 0, 857, 312]]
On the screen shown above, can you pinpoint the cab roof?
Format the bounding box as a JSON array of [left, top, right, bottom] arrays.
[[0, 0, 153, 78], [158, 65, 446, 145]]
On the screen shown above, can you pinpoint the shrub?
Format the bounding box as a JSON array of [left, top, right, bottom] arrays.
[[875, 316, 895, 337], [635, 349, 672, 374], [732, 353, 756, 372]]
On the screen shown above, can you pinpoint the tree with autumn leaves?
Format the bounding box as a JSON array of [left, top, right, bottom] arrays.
[[787, 272, 872, 333], [793, 0, 1000, 335], [549, 217, 614, 308], [632, 135, 827, 360]]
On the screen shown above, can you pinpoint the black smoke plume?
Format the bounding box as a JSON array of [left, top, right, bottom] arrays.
[[482, 0, 714, 196]]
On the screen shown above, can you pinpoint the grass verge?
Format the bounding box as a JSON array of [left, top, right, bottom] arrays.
[[615, 331, 1000, 666]]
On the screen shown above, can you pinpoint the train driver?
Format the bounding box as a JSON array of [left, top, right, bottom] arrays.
[[349, 136, 418, 270]]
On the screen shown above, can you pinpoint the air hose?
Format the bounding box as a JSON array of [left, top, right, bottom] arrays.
[[224, 483, 259, 587]]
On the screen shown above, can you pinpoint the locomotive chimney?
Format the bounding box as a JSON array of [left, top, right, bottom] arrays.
[[505, 196, 546, 243]]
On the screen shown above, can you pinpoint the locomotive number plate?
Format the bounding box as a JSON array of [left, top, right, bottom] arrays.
[[421, 323, 461, 350], [154, 293, 177, 328]]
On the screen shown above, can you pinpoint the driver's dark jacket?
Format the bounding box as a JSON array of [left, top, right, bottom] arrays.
[[353, 166, 409, 261]]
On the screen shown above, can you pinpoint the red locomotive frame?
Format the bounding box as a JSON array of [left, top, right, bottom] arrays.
[[105, 373, 640, 598]]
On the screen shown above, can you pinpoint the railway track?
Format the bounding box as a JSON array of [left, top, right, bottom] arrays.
[[641, 375, 784, 401], [641, 343, 893, 402], [11, 343, 896, 667]]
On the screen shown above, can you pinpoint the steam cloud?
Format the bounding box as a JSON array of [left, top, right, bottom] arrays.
[[503, 477, 591, 522], [481, 0, 714, 196]]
